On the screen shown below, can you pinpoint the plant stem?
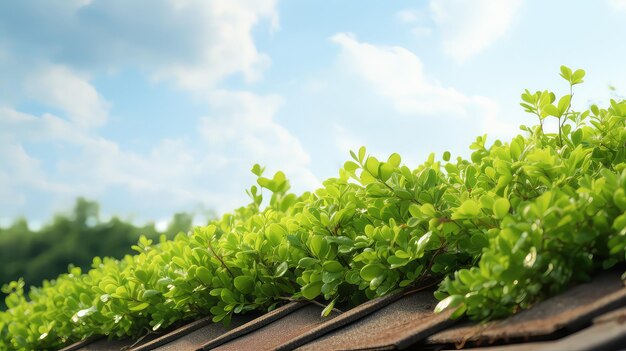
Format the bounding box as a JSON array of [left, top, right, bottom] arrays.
[[207, 240, 234, 278]]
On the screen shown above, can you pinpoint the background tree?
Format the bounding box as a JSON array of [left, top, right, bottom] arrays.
[[0, 198, 200, 308]]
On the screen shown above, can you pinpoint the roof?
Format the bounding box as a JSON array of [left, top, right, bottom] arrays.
[[59, 269, 626, 351]]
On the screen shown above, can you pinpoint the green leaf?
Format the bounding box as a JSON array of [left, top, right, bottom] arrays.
[[493, 198, 510, 219], [298, 257, 319, 268], [409, 204, 422, 217], [591, 104, 600, 115], [267, 224, 286, 246], [369, 275, 385, 290], [443, 151, 451, 162], [387, 153, 401, 167], [128, 302, 150, 312], [420, 203, 437, 217], [220, 289, 238, 304], [407, 217, 420, 228], [434, 295, 463, 314], [479, 194, 495, 210], [310, 235, 329, 259], [196, 267, 212, 285], [74, 306, 97, 319], [360, 264, 384, 281], [234, 276, 255, 294], [379, 163, 394, 182], [558, 94, 571, 115], [457, 270, 474, 285], [559, 65, 572, 82], [358, 146, 367, 163], [322, 260, 343, 273], [452, 199, 481, 219], [395, 250, 410, 259], [141, 290, 160, 299], [450, 303, 467, 319], [135, 270, 149, 284], [257, 177, 273, 190], [571, 69, 586, 85], [301, 281, 323, 300], [344, 161, 359, 173], [571, 128, 583, 145], [275, 262, 289, 277], [365, 157, 380, 177], [543, 103, 560, 117], [321, 297, 337, 317], [251, 164, 265, 177], [387, 255, 409, 269], [416, 231, 432, 257]]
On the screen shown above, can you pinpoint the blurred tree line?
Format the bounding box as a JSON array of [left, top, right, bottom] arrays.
[[0, 198, 199, 308]]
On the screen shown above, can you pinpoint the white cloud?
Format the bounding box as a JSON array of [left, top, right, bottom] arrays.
[[0, 0, 278, 92], [396, 10, 418, 23], [608, 0, 626, 11], [0, 143, 51, 199], [200, 90, 319, 191], [330, 33, 516, 141], [0, 86, 317, 220], [23, 65, 109, 128], [0, 105, 230, 218], [429, 0, 522, 62], [332, 33, 483, 116], [0, 110, 78, 209], [148, 0, 277, 91]]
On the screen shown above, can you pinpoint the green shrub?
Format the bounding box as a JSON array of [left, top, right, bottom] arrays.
[[1, 67, 625, 350]]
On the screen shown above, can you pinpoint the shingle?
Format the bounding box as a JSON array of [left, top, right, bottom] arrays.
[[592, 305, 626, 324], [57, 312, 260, 351], [76, 330, 177, 351], [58, 336, 101, 351], [197, 301, 306, 350], [424, 270, 626, 348], [70, 337, 139, 351], [127, 316, 213, 351], [133, 311, 261, 351], [59, 331, 167, 351], [442, 305, 626, 351], [528, 319, 626, 351], [205, 303, 340, 351], [275, 290, 405, 351], [292, 290, 455, 351]]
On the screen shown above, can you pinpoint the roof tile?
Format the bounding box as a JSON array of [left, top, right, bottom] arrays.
[[425, 270, 626, 348], [294, 290, 454, 351], [207, 304, 340, 351]]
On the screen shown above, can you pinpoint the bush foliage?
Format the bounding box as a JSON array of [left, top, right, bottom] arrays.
[[1, 67, 626, 350]]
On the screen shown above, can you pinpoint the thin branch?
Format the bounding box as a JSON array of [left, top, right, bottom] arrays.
[[402, 279, 442, 297], [122, 328, 158, 350], [207, 239, 234, 278]]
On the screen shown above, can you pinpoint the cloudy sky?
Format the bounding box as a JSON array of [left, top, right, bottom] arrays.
[[2, 0, 626, 227]]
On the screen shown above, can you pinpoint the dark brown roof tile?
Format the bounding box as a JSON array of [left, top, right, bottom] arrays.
[[207, 304, 340, 351], [197, 302, 306, 350], [294, 290, 455, 351], [425, 270, 626, 348]]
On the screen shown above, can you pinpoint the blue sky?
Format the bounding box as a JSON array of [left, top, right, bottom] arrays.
[[2, 0, 626, 227]]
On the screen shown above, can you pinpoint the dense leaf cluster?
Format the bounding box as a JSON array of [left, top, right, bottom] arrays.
[[1, 68, 625, 350]]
